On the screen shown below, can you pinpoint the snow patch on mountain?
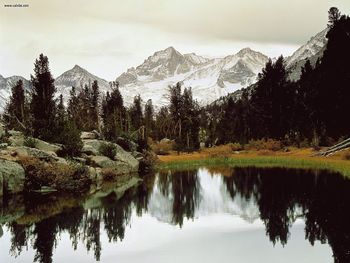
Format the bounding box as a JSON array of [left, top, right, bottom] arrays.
[[286, 29, 328, 80], [116, 47, 268, 107]]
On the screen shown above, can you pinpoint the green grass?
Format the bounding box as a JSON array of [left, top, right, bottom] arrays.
[[157, 156, 350, 177]]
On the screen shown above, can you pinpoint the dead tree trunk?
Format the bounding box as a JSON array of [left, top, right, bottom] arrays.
[[316, 137, 350, 156]]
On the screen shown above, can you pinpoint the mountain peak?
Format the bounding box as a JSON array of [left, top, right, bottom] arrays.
[[237, 47, 253, 55], [72, 64, 84, 71], [165, 46, 176, 52]]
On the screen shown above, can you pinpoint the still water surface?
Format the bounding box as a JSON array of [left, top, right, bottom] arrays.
[[1, 166, 350, 263]]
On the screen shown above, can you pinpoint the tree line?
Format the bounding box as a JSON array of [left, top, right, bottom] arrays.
[[203, 7, 350, 147]]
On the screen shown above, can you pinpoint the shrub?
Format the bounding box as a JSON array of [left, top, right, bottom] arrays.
[[201, 144, 234, 158], [24, 137, 38, 148], [99, 142, 117, 160], [245, 139, 282, 151], [229, 142, 243, 151], [19, 157, 91, 193], [151, 139, 175, 155], [101, 168, 118, 181]]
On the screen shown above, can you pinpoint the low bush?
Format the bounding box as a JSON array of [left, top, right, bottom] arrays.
[[99, 142, 117, 160], [151, 139, 175, 155], [245, 139, 282, 151], [18, 157, 91, 193], [101, 168, 118, 181], [229, 142, 243, 151], [24, 137, 38, 148], [201, 144, 234, 158]]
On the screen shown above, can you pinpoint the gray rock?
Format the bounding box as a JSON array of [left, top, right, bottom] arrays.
[[35, 139, 62, 154], [0, 159, 25, 195], [8, 131, 62, 154], [88, 155, 116, 168], [83, 140, 139, 174], [81, 132, 97, 140], [13, 146, 57, 161], [88, 155, 138, 174]]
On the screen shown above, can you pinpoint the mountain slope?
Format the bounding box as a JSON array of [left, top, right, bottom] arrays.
[[286, 29, 328, 80], [0, 29, 328, 110], [0, 75, 31, 110], [116, 47, 268, 106], [55, 65, 111, 99]]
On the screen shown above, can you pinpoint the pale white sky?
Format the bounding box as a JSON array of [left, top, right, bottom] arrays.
[[1, 0, 350, 80]]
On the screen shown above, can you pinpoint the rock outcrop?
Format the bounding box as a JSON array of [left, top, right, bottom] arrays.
[[0, 159, 25, 196], [82, 139, 139, 174], [0, 130, 145, 199]]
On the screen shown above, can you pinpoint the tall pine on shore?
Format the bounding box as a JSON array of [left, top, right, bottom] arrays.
[[30, 54, 57, 140]]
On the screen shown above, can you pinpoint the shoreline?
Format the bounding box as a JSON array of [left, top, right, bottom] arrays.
[[156, 148, 350, 177]]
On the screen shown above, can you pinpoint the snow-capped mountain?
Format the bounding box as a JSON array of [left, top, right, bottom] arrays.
[[55, 65, 111, 99], [0, 75, 31, 110], [286, 29, 328, 80], [0, 28, 328, 110], [116, 46, 268, 106]]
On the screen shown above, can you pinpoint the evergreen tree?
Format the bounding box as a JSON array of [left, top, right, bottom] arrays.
[[155, 106, 172, 140], [91, 80, 100, 130], [56, 94, 65, 129], [30, 54, 57, 140], [144, 99, 155, 139], [3, 80, 27, 132], [67, 87, 79, 125], [250, 56, 293, 140], [169, 82, 183, 150], [101, 82, 125, 141], [130, 95, 143, 131]]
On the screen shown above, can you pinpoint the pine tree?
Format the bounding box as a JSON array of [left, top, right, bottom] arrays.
[[56, 94, 65, 128], [30, 54, 57, 140], [101, 82, 125, 141], [130, 95, 143, 131], [250, 56, 292, 140], [169, 82, 183, 150], [91, 80, 100, 130], [144, 99, 155, 139], [155, 106, 172, 140], [3, 79, 26, 131]]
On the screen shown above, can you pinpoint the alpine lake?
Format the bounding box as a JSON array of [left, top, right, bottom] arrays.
[[1, 165, 350, 263]]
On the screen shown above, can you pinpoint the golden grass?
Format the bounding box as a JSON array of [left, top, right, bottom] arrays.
[[157, 147, 350, 177]]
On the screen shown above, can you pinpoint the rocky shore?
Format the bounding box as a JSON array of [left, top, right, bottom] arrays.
[[0, 127, 155, 200]]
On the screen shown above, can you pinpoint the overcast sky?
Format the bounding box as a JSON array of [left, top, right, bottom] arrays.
[[1, 0, 350, 80]]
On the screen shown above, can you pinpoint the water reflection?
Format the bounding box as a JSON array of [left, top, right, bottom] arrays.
[[1, 167, 350, 263]]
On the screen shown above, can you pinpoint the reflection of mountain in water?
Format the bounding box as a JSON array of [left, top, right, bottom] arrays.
[[148, 168, 260, 225]]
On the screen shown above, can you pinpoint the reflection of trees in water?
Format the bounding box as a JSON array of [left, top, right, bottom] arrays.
[[223, 167, 350, 263], [4, 185, 151, 263], [157, 169, 201, 227], [3, 167, 350, 263]]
